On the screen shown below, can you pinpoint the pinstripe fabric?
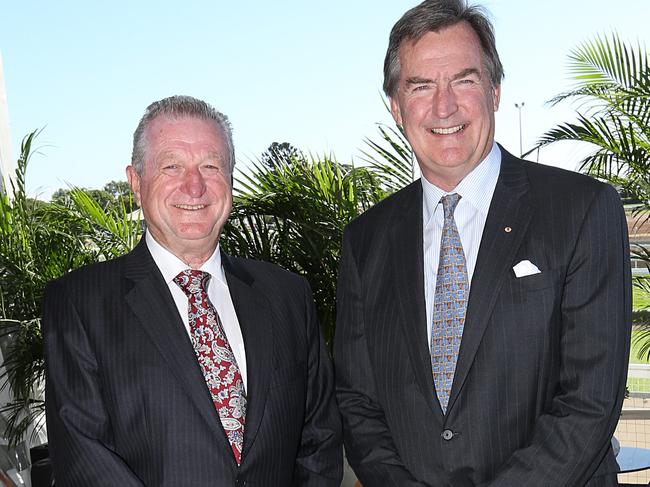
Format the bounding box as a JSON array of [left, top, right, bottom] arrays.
[[334, 146, 631, 487], [42, 242, 343, 486]]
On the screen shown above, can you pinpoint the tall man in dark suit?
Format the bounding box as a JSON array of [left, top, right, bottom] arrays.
[[334, 1, 631, 486], [43, 95, 342, 486]]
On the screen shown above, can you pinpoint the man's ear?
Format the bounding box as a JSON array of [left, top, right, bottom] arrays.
[[390, 96, 403, 127], [492, 84, 501, 112], [126, 165, 142, 207]]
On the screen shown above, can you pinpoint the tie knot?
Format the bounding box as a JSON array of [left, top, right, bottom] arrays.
[[441, 193, 461, 219], [173, 269, 211, 297]]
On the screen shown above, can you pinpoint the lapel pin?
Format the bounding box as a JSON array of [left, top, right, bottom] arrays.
[[504, 226, 512, 233]]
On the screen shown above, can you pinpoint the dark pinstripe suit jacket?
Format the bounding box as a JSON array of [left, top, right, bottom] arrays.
[[334, 148, 631, 487], [42, 240, 342, 486]]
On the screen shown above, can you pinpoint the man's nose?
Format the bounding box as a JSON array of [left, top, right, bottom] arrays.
[[432, 84, 459, 119], [182, 167, 206, 197]]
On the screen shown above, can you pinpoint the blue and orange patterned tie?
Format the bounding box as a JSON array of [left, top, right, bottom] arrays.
[[431, 193, 468, 414], [174, 270, 246, 464]]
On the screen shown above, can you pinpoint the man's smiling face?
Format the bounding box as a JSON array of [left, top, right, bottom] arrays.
[[390, 21, 500, 190], [127, 115, 232, 259]]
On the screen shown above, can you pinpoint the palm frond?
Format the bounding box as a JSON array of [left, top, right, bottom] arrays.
[[538, 34, 650, 363], [223, 146, 396, 346], [0, 131, 141, 445], [360, 123, 414, 192]]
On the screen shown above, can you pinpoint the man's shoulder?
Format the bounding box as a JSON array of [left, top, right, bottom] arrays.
[[47, 248, 134, 292], [521, 160, 619, 212], [496, 148, 616, 208], [504, 149, 607, 194], [523, 159, 598, 185], [223, 254, 307, 290]]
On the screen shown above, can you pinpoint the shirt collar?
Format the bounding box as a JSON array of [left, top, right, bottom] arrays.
[[145, 231, 226, 286], [422, 142, 501, 227]]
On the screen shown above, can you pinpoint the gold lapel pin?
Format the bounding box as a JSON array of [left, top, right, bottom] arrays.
[[504, 226, 512, 233]]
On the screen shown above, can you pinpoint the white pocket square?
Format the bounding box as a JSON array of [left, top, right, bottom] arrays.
[[512, 260, 541, 278]]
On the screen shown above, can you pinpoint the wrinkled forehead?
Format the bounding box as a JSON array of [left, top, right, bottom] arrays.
[[152, 147, 228, 170], [144, 115, 226, 155], [145, 114, 225, 143]]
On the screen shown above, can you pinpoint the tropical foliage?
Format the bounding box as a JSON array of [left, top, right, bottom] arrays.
[[360, 122, 415, 193], [535, 33, 650, 196], [51, 180, 138, 213], [221, 137, 413, 345], [0, 131, 141, 444], [533, 33, 650, 356]]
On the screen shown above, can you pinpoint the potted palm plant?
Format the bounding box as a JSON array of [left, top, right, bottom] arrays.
[[0, 131, 141, 449]]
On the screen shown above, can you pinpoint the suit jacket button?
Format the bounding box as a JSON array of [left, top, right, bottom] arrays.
[[441, 429, 454, 441]]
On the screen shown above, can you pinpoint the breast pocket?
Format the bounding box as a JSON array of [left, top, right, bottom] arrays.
[[497, 268, 562, 340], [516, 271, 556, 292]]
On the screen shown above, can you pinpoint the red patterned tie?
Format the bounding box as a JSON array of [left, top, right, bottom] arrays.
[[174, 269, 246, 464]]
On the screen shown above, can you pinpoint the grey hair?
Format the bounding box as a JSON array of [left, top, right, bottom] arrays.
[[383, 0, 504, 97], [131, 95, 235, 175]]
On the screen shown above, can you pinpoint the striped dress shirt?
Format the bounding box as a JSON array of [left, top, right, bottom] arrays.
[[422, 143, 501, 345]]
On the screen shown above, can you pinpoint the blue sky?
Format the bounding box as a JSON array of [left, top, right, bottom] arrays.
[[1, 0, 648, 199]]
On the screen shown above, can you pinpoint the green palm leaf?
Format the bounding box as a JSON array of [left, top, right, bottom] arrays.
[[535, 33, 650, 360], [0, 131, 141, 444]]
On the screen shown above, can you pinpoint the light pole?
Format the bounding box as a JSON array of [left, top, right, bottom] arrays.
[[514, 102, 525, 157]]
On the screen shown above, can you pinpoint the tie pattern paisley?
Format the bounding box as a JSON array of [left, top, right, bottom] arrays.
[[174, 269, 246, 464]]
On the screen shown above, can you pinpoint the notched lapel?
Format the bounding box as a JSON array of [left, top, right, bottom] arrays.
[[391, 183, 441, 414], [222, 254, 273, 460], [123, 241, 229, 447], [448, 152, 534, 412]]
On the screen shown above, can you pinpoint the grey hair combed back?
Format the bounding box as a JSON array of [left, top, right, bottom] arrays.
[[383, 0, 504, 97], [131, 95, 235, 175]]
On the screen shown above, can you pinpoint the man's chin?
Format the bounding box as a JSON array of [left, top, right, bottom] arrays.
[[174, 228, 218, 241]]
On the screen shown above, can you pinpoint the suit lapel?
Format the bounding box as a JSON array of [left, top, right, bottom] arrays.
[[391, 182, 441, 414], [221, 253, 273, 460], [447, 149, 534, 412], [123, 240, 230, 451]]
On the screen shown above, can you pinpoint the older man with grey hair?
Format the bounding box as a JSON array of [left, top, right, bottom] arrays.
[[334, 1, 631, 486], [43, 95, 342, 486]]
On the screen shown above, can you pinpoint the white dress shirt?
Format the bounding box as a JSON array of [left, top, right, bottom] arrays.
[[422, 143, 501, 345], [145, 232, 248, 390]]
